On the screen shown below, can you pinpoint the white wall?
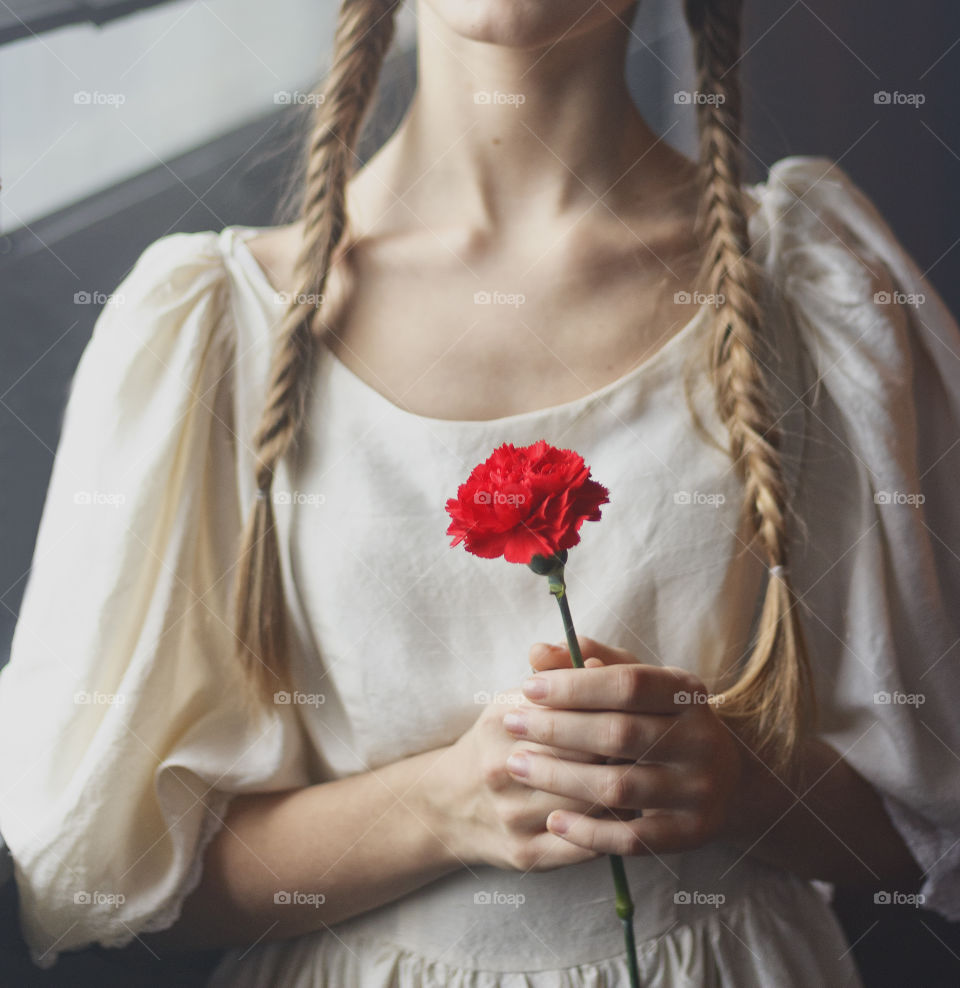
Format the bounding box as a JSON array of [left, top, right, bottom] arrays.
[[0, 0, 417, 231]]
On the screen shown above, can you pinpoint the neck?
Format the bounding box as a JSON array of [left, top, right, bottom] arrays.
[[362, 5, 674, 234]]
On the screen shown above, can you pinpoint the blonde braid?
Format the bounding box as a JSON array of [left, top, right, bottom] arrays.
[[683, 0, 814, 770], [233, 0, 401, 702]]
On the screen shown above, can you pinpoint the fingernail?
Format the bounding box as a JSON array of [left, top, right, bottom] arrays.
[[503, 711, 527, 735], [522, 676, 547, 699], [548, 811, 569, 834], [506, 752, 529, 777]]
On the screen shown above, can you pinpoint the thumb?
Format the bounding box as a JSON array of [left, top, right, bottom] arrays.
[[528, 638, 637, 672], [528, 642, 576, 672], [576, 636, 638, 667]]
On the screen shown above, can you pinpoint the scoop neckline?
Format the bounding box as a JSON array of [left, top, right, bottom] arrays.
[[225, 224, 715, 429]]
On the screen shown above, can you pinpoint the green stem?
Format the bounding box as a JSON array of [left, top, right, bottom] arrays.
[[550, 583, 584, 669], [547, 568, 640, 988], [608, 855, 640, 988]]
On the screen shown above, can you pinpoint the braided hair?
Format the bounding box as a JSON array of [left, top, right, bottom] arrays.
[[683, 0, 813, 769], [232, 0, 402, 703]]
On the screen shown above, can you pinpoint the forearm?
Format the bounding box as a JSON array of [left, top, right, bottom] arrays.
[[724, 736, 922, 890], [140, 746, 463, 953]]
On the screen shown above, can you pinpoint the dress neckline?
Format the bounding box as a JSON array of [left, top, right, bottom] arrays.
[[224, 225, 716, 429]]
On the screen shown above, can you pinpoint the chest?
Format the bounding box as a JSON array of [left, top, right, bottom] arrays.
[[319, 239, 704, 421]]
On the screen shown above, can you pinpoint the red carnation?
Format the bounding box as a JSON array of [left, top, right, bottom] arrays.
[[445, 440, 610, 565], [444, 441, 635, 980]]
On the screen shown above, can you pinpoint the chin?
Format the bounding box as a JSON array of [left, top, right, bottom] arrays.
[[420, 0, 639, 49]]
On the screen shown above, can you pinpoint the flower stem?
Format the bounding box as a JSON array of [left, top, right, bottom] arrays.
[[546, 570, 640, 988]]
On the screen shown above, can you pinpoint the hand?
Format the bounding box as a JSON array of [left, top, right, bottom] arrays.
[[437, 649, 629, 873], [501, 637, 744, 857]]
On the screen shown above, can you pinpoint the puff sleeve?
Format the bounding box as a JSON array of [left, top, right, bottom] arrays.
[[0, 232, 311, 967], [756, 156, 960, 921]]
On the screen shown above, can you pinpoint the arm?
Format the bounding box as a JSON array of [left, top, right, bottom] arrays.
[[140, 746, 462, 953], [139, 687, 604, 955], [722, 734, 922, 890]]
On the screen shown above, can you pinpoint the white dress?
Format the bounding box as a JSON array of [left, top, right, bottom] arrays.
[[1, 155, 958, 987]]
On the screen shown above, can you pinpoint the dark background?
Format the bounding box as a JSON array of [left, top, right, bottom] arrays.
[[1, 1, 959, 984]]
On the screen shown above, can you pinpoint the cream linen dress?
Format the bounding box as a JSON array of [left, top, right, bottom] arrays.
[[1, 156, 959, 987]]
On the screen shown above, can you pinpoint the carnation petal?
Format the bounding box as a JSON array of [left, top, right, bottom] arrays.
[[444, 440, 609, 564]]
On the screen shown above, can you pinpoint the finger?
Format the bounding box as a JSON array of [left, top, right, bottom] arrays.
[[521, 663, 706, 713], [506, 751, 691, 811], [503, 783, 616, 828], [529, 637, 639, 673], [509, 738, 606, 766], [521, 831, 604, 872], [501, 698, 607, 765], [552, 656, 605, 670], [504, 706, 681, 761], [577, 636, 640, 666], [528, 642, 577, 673], [546, 808, 704, 856]]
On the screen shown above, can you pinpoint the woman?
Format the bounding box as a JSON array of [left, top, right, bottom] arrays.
[[1, 0, 957, 984]]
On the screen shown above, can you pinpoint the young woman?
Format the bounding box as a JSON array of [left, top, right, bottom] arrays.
[[1, 0, 957, 985]]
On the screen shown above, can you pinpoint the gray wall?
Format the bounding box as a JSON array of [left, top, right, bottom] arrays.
[[741, 1, 960, 315]]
